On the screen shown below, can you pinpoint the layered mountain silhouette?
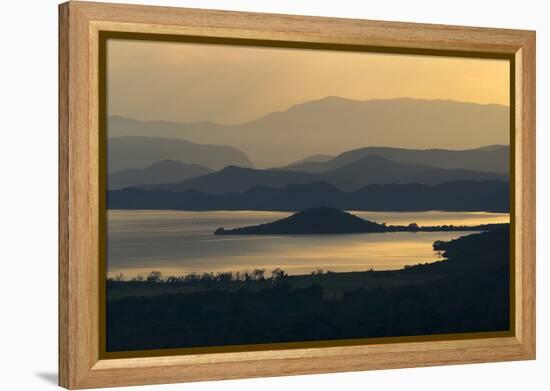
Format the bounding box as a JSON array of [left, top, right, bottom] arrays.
[[108, 97, 509, 167], [290, 154, 335, 165], [280, 145, 509, 175], [137, 165, 352, 194], [108, 160, 213, 190], [137, 155, 505, 193], [107, 136, 253, 173], [108, 180, 509, 213], [319, 155, 505, 191]]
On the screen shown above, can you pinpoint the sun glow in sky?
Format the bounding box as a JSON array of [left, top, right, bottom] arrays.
[[107, 39, 510, 125]]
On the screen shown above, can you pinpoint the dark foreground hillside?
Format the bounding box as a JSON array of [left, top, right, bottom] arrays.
[[106, 228, 510, 352]]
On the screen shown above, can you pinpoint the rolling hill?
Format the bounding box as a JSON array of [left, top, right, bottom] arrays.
[[320, 155, 506, 191], [281, 145, 509, 175], [107, 136, 253, 173], [108, 160, 213, 190], [108, 180, 509, 213], [138, 155, 505, 193], [215, 207, 387, 235], [137, 166, 356, 194]]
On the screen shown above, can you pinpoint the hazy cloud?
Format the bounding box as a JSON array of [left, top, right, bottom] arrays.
[[107, 39, 509, 125]]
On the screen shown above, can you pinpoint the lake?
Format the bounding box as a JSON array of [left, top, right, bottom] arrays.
[[106, 210, 509, 278]]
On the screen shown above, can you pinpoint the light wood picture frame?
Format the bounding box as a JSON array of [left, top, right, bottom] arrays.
[[59, 1, 536, 389]]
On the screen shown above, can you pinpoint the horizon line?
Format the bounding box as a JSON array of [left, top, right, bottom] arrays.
[[108, 95, 510, 127]]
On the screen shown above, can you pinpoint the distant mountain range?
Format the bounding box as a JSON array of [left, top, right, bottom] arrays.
[[136, 165, 331, 194], [108, 160, 213, 190], [106, 97, 510, 213], [107, 136, 253, 173], [108, 97, 509, 167], [318, 155, 505, 190], [108, 180, 509, 213], [136, 155, 505, 193], [280, 145, 509, 175]]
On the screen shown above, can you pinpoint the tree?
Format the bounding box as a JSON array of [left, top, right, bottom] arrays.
[[217, 271, 233, 283], [184, 273, 199, 284], [433, 240, 446, 251], [107, 273, 125, 282], [408, 222, 420, 231], [166, 276, 182, 283], [146, 270, 163, 283], [252, 269, 266, 281], [271, 268, 287, 281], [201, 272, 214, 283]]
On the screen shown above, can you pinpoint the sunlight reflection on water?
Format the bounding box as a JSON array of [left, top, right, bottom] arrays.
[[107, 210, 509, 278]]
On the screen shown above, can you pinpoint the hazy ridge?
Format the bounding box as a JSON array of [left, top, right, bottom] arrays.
[[137, 155, 505, 194], [108, 180, 509, 213], [108, 160, 213, 190], [109, 97, 509, 167], [108, 136, 253, 173]]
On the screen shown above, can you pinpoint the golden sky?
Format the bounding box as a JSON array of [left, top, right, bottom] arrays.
[[107, 39, 510, 125]]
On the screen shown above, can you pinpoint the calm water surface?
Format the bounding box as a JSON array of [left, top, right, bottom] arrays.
[[107, 210, 509, 277]]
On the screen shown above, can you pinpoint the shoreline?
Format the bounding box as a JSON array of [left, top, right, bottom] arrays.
[[106, 229, 510, 350], [106, 264, 449, 301]]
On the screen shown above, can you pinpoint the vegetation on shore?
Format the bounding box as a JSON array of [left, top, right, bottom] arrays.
[[109, 267, 287, 284]]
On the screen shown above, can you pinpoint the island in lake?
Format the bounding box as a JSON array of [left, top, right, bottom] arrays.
[[214, 207, 505, 235]]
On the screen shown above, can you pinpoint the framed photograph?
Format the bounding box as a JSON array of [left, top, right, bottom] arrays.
[[59, 1, 536, 389]]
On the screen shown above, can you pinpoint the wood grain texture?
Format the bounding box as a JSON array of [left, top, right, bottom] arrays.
[[517, 35, 536, 355], [58, 3, 70, 387], [58, 1, 536, 388]]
